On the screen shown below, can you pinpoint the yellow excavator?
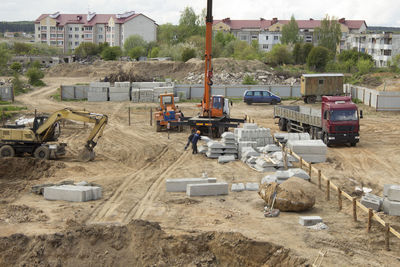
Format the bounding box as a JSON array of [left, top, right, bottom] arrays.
[[0, 108, 108, 161]]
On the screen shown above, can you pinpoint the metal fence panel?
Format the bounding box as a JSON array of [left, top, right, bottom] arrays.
[[0, 86, 14, 101]]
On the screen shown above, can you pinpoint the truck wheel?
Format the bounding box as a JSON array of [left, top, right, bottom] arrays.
[[0, 145, 15, 157], [306, 96, 316, 104], [350, 142, 357, 147], [270, 99, 278, 105], [155, 122, 161, 132], [34, 146, 50, 160], [286, 121, 292, 132], [246, 101, 252, 105], [323, 133, 331, 147], [278, 118, 287, 131]]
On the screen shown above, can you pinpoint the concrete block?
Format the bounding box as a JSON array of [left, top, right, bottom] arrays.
[[109, 92, 130, 101], [244, 123, 258, 129], [264, 144, 281, 153], [88, 92, 108, 102], [388, 185, 400, 201], [231, 183, 245, 192], [114, 82, 131, 87], [187, 182, 229, 196], [166, 178, 216, 192], [298, 154, 326, 163], [261, 174, 277, 184], [299, 216, 323, 226], [384, 184, 396, 197], [221, 132, 235, 139], [208, 141, 224, 149], [218, 155, 235, 164], [223, 148, 238, 154], [206, 151, 222, 158], [383, 198, 400, 216], [208, 148, 224, 154], [44, 185, 101, 202], [289, 168, 310, 180], [287, 140, 327, 155], [245, 183, 259, 191], [361, 194, 382, 211]]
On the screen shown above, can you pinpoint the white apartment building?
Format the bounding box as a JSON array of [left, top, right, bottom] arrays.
[[35, 11, 157, 53]]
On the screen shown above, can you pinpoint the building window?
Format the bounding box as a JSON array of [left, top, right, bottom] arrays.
[[41, 26, 47, 30], [69, 34, 72, 38], [265, 36, 268, 40], [50, 34, 56, 38], [50, 41, 56, 45], [75, 41, 79, 46], [262, 44, 268, 49], [57, 27, 63, 31], [99, 27, 103, 32], [50, 26, 56, 31], [98, 35, 103, 39], [84, 26, 93, 31], [69, 27, 73, 31], [75, 27, 79, 31], [251, 35, 257, 40], [37, 27, 40, 31], [84, 34, 92, 38], [58, 41, 63, 45], [384, 50, 392, 56], [41, 34, 47, 38], [69, 41, 72, 46], [75, 34, 79, 38], [57, 34, 63, 38], [274, 36, 279, 40], [240, 35, 247, 41], [319, 80, 324, 85]]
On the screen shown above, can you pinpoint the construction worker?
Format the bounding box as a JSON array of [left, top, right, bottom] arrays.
[[184, 129, 195, 150], [191, 130, 201, 154]]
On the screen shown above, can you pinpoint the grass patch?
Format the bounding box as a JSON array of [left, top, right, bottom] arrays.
[[0, 101, 11, 105], [0, 105, 26, 120], [352, 98, 363, 104]]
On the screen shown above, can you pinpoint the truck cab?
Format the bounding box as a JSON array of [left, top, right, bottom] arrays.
[[321, 96, 360, 146]]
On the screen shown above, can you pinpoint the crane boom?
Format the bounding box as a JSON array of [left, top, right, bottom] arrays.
[[202, 0, 213, 117]]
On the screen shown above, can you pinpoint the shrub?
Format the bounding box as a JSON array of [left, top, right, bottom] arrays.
[[149, 47, 160, 58], [12, 74, 25, 95], [75, 42, 99, 58], [26, 67, 45, 86], [242, 75, 258, 85], [10, 62, 22, 73], [357, 59, 374, 75], [101, 46, 122, 61], [307, 46, 330, 71], [181, 47, 196, 62], [128, 46, 145, 60], [266, 44, 292, 65]]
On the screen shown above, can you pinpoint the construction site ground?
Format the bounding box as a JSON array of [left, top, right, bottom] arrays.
[[1, 75, 400, 266]]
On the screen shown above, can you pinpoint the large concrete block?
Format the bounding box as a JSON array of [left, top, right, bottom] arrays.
[[287, 140, 327, 155], [88, 92, 108, 102], [187, 182, 229, 196], [114, 82, 131, 87], [361, 194, 382, 211], [166, 178, 216, 192], [208, 141, 224, 149], [299, 154, 326, 163], [231, 183, 245, 192], [109, 92, 130, 101], [384, 184, 396, 197], [221, 132, 235, 139], [243, 123, 258, 129], [383, 198, 400, 216], [109, 86, 130, 93], [44, 185, 101, 202], [218, 155, 235, 164], [388, 185, 400, 201], [299, 216, 323, 226]]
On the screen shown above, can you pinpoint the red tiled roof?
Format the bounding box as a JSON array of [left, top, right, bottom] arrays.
[[214, 18, 366, 30], [34, 13, 144, 26]]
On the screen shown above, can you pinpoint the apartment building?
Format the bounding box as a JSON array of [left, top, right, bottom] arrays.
[[35, 11, 157, 53], [213, 17, 366, 52]]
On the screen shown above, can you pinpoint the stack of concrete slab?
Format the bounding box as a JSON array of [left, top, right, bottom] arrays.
[[382, 184, 400, 216], [286, 139, 327, 163], [109, 82, 130, 102], [166, 177, 216, 192], [44, 185, 102, 202], [253, 157, 277, 172], [221, 132, 238, 158], [258, 144, 282, 153], [153, 86, 174, 99], [235, 123, 274, 148], [238, 141, 258, 158], [88, 82, 109, 102], [274, 133, 311, 143], [240, 147, 260, 162], [139, 89, 154, 102], [206, 141, 224, 158], [131, 89, 140, 102], [261, 168, 310, 184]]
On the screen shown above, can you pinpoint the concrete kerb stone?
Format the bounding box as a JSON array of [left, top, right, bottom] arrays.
[[231, 183, 245, 192], [187, 182, 229, 196], [299, 216, 323, 226], [245, 183, 259, 191], [166, 178, 217, 192]]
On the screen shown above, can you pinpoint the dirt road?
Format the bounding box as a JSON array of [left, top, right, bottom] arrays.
[[1, 76, 399, 266]]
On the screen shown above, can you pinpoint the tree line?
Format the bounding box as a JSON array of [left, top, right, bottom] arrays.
[[0, 21, 34, 33]]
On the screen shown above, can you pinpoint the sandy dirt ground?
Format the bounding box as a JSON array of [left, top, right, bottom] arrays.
[[1, 76, 400, 266]]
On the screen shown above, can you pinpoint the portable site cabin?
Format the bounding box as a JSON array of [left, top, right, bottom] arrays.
[[300, 73, 344, 103]]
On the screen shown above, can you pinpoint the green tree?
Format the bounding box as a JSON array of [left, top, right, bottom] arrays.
[[357, 58, 374, 74], [26, 67, 45, 86], [314, 15, 342, 53], [30, 60, 41, 69], [101, 46, 122, 60], [281, 15, 300, 44], [266, 44, 292, 65], [178, 7, 200, 41], [0, 47, 11, 72], [12, 73, 24, 94], [123, 35, 147, 53], [10, 62, 22, 73], [149, 47, 160, 58], [128, 46, 145, 60], [13, 42, 31, 54], [181, 47, 197, 62], [74, 42, 99, 58], [293, 43, 302, 64], [307, 46, 330, 71], [158, 23, 179, 44], [302, 43, 314, 62]]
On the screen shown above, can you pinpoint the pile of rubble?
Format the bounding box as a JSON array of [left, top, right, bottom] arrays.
[[183, 70, 299, 85]]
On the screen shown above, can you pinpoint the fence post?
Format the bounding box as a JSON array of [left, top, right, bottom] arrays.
[[150, 108, 153, 126], [385, 223, 390, 251], [318, 170, 321, 190], [224, 86, 227, 97], [326, 180, 330, 201], [338, 188, 342, 210], [352, 197, 357, 222], [128, 106, 131, 126], [376, 95, 379, 112], [367, 209, 373, 233]]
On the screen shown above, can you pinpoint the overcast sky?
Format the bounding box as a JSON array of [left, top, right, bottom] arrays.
[[2, 0, 400, 27]]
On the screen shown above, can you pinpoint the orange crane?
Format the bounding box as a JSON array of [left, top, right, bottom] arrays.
[[172, 0, 244, 137]]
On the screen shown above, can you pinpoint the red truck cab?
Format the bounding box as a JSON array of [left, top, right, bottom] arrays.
[[321, 96, 360, 146]]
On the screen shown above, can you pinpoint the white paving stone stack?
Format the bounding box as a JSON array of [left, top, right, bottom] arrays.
[[139, 89, 154, 102], [206, 141, 224, 158], [286, 139, 327, 163], [221, 132, 238, 159], [88, 82, 109, 102], [109, 82, 131, 102], [382, 185, 400, 216]]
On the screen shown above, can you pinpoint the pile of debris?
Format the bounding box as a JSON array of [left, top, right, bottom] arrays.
[[183, 70, 300, 85]]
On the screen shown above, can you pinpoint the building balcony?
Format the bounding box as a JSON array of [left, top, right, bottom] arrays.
[[367, 44, 392, 50]]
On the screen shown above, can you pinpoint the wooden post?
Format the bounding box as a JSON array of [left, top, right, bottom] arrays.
[[1, 109, 4, 126], [385, 223, 390, 251], [128, 106, 131, 126], [318, 170, 322, 190], [34, 108, 37, 120], [308, 164, 312, 180], [150, 108, 153, 126], [367, 209, 373, 233], [299, 157, 303, 169], [326, 180, 330, 201], [337, 188, 342, 210], [352, 197, 357, 222], [283, 144, 288, 170], [83, 108, 86, 128]]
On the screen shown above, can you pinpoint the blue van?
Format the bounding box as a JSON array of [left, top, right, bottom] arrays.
[[243, 90, 281, 105]]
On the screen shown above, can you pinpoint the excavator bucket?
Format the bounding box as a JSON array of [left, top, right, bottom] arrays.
[[78, 147, 96, 162]]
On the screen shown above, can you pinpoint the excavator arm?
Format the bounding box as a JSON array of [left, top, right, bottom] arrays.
[[35, 108, 108, 161]]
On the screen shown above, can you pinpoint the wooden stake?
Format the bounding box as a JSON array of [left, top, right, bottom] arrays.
[[326, 180, 330, 201], [83, 108, 86, 128], [338, 187, 342, 210], [299, 157, 303, 169], [352, 197, 357, 222], [128, 106, 131, 126], [318, 170, 322, 190], [150, 108, 153, 126], [367, 209, 373, 233], [385, 223, 390, 251]]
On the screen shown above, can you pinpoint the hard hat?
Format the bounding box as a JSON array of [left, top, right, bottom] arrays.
[[196, 130, 201, 134]]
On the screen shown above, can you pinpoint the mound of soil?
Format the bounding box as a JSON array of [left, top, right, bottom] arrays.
[[0, 220, 307, 266], [0, 158, 65, 180], [259, 177, 316, 212], [0, 205, 48, 223]]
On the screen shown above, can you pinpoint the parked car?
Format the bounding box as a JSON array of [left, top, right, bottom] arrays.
[[243, 90, 281, 105]]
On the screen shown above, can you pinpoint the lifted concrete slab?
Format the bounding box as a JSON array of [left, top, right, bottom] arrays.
[[187, 182, 229, 196], [166, 178, 216, 192]]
